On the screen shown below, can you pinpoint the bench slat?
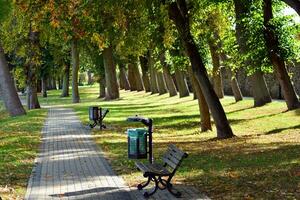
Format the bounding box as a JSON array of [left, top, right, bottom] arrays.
[[169, 144, 186, 156]]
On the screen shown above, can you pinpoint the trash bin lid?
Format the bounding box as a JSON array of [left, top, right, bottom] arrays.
[[136, 128, 147, 133], [127, 128, 147, 137]]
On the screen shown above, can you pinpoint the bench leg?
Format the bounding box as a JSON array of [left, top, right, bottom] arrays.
[[137, 177, 151, 190], [166, 183, 181, 198], [89, 121, 97, 128], [143, 176, 158, 198]]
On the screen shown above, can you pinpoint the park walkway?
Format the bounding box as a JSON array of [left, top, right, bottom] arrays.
[[25, 107, 209, 200]]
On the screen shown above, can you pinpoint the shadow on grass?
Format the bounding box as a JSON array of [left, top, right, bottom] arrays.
[[98, 136, 300, 199], [265, 124, 300, 135]]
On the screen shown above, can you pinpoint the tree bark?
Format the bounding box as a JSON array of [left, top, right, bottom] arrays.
[[264, 0, 300, 110], [168, 0, 234, 139], [87, 70, 93, 85], [71, 38, 80, 103], [51, 77, 57, 90], [219, 50, 243, 102], [160, 52, 177, 97], [133, 61, 144, 92], [119, 63, 131, 90], [208, 40, 224, 99], [148, 51, 159, 94], [41, 77, 47, 98], [37, 79, 42, 93], [140, 56, 151, 92], [103, 46, 119, 100], [26, 31, 40, 110], [98, 76, 106, 98], [229, 70, 243, 102], [189, 67, 212, 132], [61, 64, 70, 97], [0, 44, 26, 116], [234, 0, 272, 107], [251, 71, 272, 107], [128, 63, 137, 91], [175, 69, 190, 98], [282, 0, 300, 16], [157, 71, 168, 95]]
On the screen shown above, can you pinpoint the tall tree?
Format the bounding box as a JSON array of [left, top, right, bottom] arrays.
[[71, 38, 80, 103], [167, 0, 234, 138], [103, 46, 119, 100], [0, 43, 26, 116], [263, 0, 300, 110], [118, 63, 131, 91], [233, 0, 272, 107], [139, 55, 151, 92]]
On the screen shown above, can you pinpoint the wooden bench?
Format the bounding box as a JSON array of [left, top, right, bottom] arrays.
[[89, 107, 109, 130], [135, 144, 188, 198]]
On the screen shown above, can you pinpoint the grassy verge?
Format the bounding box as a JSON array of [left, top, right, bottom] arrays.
[[2, 86, 299, 199], [68, 86, 299, 199], [0, 101, 47, 200]]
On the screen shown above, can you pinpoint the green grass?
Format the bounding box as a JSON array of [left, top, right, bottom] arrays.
[[1, 86, 300, 199], [0, 101, 47, 200], [40, 86, 300, 199]]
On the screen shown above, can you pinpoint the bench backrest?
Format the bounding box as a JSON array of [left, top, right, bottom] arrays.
[[162, 144, 188, 175]]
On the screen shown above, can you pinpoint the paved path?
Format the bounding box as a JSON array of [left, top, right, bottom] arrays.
[[25, 107, 209, 200], [25, 108, 132, 200]]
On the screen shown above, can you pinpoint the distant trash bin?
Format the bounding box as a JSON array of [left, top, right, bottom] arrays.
[[89, 106, 99, 121], [127, 128, 147, 159]]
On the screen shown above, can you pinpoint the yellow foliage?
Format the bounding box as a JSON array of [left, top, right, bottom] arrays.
[[91, 33, 106, 50]]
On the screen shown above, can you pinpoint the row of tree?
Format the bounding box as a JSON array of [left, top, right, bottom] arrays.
[[0, 0, 300, 139]]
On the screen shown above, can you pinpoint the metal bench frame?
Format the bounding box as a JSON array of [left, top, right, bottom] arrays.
[[89, 108, 109, 130], [135, 144, 188, 198]]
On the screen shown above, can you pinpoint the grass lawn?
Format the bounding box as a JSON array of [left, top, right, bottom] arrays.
[[40, 86, 300, 199], [1, 85, 300, 199], [0, 100, 47, 200]]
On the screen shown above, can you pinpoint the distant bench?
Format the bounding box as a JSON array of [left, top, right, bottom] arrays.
[[135, 144, 188, 198], [89, 107, 109, 130]]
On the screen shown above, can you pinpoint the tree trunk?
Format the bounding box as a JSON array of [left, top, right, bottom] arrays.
[[234, 0, 272, 107], [208, 40, 224, 99], [71, 38, 80, 103], [87, 70, 93, 85], [119, 63, 131, 90], [148, 51, 159, 94], [26, 31, 40, 110], [264, 0, 300, 110], [157, 71, 168, 95], [128, 63, 137, 91], [251, 71, 272, 107], [282, 0, 300, 16], [229, 70, 243, 102], [168, 0, 234, 139], [98, 76, 106, 98], [160, 53, 177, 97], [58, 77, 62, 89], [42, 77, 47, 98], [189, 67, 212, 132], [51, 77, 57, 90], [0, 44, 26, 116], [132, 61, 144, 92], [103, 46, 119, 100], [163, 66, 178, 97], [61, 64, 70, 97], [140, 56, 151, 92], [37, 79, 42, 93], [219, 51, 243, 102], [175, 69, 190, 98]]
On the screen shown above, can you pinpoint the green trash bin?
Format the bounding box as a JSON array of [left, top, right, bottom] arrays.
[[127, 128, 147, 159]]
